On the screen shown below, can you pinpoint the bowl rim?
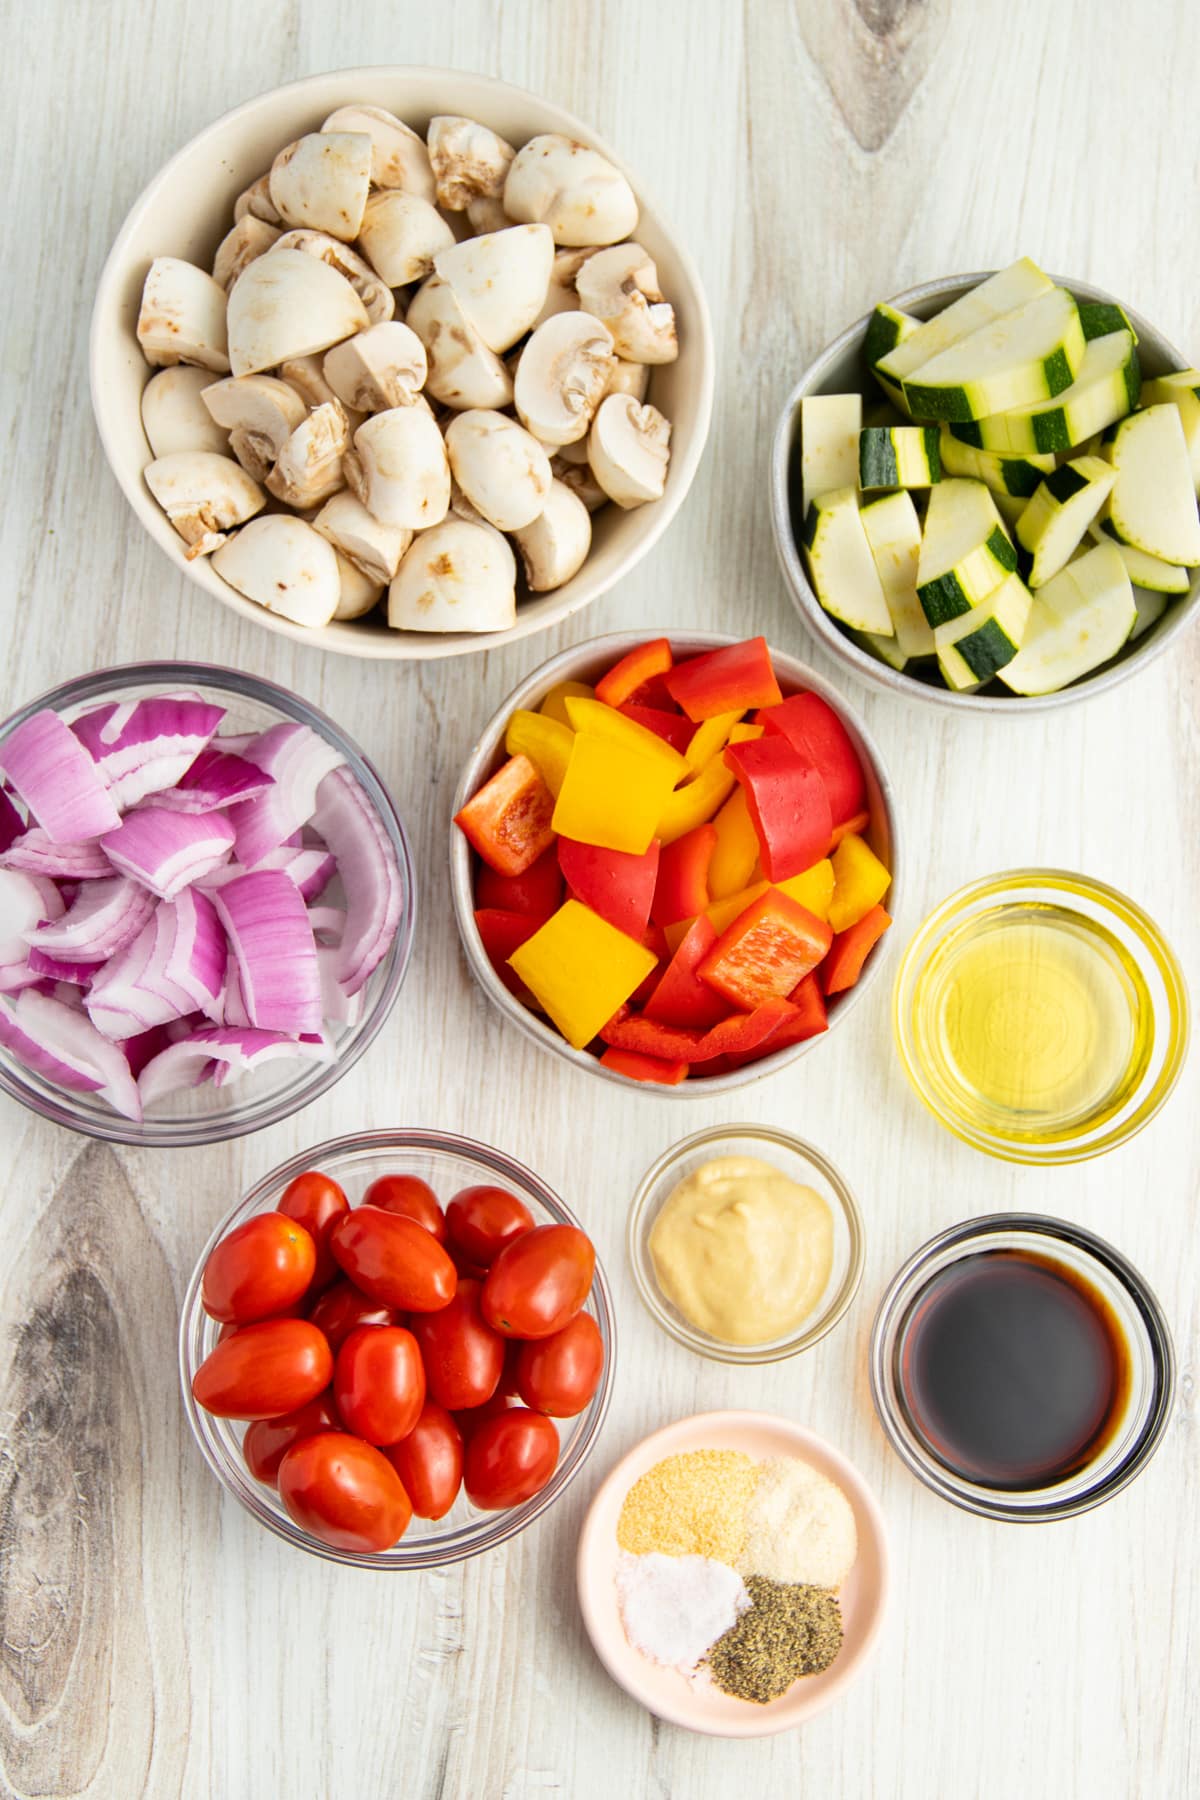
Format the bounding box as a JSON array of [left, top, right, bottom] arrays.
[[178, 1126, 617, 1568], [626, 1122, 865, 1362], [449, 628, 902, 1095], [769, 269, 1200, 713], [89, 63, 715, 663], [0, 659, 416, 1146]]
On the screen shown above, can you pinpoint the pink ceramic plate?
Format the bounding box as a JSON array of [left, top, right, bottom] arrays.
[[576, 1411, 889, 1737]]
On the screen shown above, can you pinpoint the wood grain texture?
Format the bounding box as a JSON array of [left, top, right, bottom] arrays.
[[0, 1, 1197, 1796]]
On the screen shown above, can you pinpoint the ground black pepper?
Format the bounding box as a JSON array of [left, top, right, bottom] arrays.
[[705, 1576, 843, 1703]]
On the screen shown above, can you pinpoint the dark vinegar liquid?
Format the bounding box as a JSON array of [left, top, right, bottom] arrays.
[[896, 1249, 1131, 1490]]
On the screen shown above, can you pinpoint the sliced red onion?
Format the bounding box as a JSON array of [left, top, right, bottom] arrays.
[[311, 766, 402, 996], [227, 724, 345, 866], [27, 948, 100, 985], [146, 745, 276, 814], [71, 696, 225, 810], [1, 867, 65, 964], [0, 789, 24, 854], [123, 1023, 174, 1078], [196, 845, 336, 902], [0, 989, 141, 1119], [1, 830, 113, 880], [0, 710, 122, 844], [220, 951, 252, 1027], [212, 870, 322, 1033], [86, 886, 225, 1040], [0, 965, 42, 994], [137, 1026, 332, 1106], [101, 808, 234, 900], [164, 889, 225, 1013], [28, 875, 156, 961]]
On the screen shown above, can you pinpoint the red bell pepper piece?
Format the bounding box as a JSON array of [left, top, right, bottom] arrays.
[[625, 672, 680, 711], [644, 914, 730, 1029], [650, 823, 717, 928], [595, 637, 673, 709], [455, 754, 556, 877], [723, 736, 833, 882], [475, 846, 564, 917], [631, 923, 669, 1006], [598, 996, 798, 1064], [557, 836, 660, 940], [757, 692, 867, 826], [664, 637, 783, 723], [822, 905, 892, 995], [617, 703, 694, 754], [473, 909, 544, 1002], [599, 1047, 689, 1085], [718, 972, 829, 1067], [830, 808, 870, 848], [698, 887, 833, 1008]]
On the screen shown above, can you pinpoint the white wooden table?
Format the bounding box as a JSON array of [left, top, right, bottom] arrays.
[[1, 3, 1196, 1795]]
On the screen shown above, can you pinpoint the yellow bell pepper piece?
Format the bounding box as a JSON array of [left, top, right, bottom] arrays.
[[552, 735, 677, 853], [778, 858, 835, 922], [683, 708, 745, 775], [727, 721, 764, 744], [827, 834, 891, 933], [564, 695, 687, 780], [508, 899, 658, 1049], [706, 880, 770, 935], [505, 710, 573, 797], [657, 757, 737, 847], [708, 787, 760, 898], [540, 680, 593, 726]]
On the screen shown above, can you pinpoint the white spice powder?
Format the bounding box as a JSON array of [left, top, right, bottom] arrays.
[[616, 1551, 749, 1674], [738, 1456, 858, 1587]]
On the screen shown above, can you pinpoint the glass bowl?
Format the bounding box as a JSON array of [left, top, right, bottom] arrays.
[[0, 662, 415, 1146], [893, 869, 1188, 1164], [869, 1213, 1175, 1522], [626, 1124, 865, 1363], [179, 1129, 616, 1568]]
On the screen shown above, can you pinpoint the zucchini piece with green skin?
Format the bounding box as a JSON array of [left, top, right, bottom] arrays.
[[939, 430, 1055, 497], [1099, 403, 1200, 564], [916, 479, 1017, 626], [1086, 520, 1189, 593], [1129, 585, 1169, 641], [866, 303, 920, 417], [858, 426, 941, 490], [850, 627, 909, 671], [950, 331, 1139, 455], [1140, 369, 1200, 489], [1073, 298, 1137, 343], [999, 542, 1136, 695], [934, 573, 1033, 689], [860, 490, 934, 657], [1016, 455, 1116, 587], [800, 393, 861, 516], [801, 486, 894, 635], [876, 258, 1053, 386], [901, 288, 1085, 424]]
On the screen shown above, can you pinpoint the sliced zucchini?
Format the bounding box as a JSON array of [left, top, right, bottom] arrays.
[[901, 288, 1085, 423], [876, 258, 1053, 386], [949, 331, 1139, 455], [999, 543, 1136, 695], [1130, 586, 1169, 642], [864, 301, 920, 371], [1016, 455, 1116, 587], [934, 573, 1033, 689], [859, 425, 941, 490], [1074, 298, 1136, 343], [1086, 520, 1189, 593], [850, 627, 909, 671], [860, 489, 934, 658], [992, 490, 1026, 528], [1100, 403, 1200, 564], [1140, 369, 1200, 489], [801, 486, 893, 635], [939, 430, 1055, 497], [916, 479, 1017, 626], [800, 393, 862, 516]]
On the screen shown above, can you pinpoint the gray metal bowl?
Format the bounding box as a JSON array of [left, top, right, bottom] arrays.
[[450, 631, 899, 1095], [769, 272, 1200, 713]]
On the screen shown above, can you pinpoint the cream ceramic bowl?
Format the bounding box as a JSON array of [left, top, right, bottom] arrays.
[[90, 67, 714, 662]]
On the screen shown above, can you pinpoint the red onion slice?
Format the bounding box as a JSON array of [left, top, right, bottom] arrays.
[[26, 949, 100, 985], [1, 868, 66, 966], [0, 831, 113, 879], [28, 875, 156, 962], [137, 1026, 332, 1106], [0, 710, 121, 844], [196, 845, 336, 902], [101, 808, 234, 900], [146, 745, 276, 814], [227, 724, 345, 866], [311, 767, 402, 996], [72, 696, 225, 810], [0, 989, 142, 1118], [212, 869, 322, 1033]]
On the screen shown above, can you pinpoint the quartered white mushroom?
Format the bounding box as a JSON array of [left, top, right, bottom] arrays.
[[332, 551, 384, 621], [322, 321, 427, 412], [465, 195, 510, 236], [551, 455, 609, 512], [345, 406, 450, 530], [226, 248, 369, 377], [588, 394, 671, 508], [357, 190, 455, 287], [144, 451, 265, 558], [141, 367, 228, 458], [266, 401, 350, 509], [503, 134, 638, 246], [268, 132, 372, 241], [137, 257, 230, 372], [272, 229, 395, 323], [444, 409, 552, 531], [212, 515, 341, 626], [405, 274, 513, 411], [427, 115, 516, 211], [529, 247, 595, 331], [233, 174, 281, 225], [510, 479, 592, 591], [212, 216, 281, 290], [432, 224, 554, 353], [312, 490, 411, 583], [278, 354, 357, 427], [321, 105, 436, 199], [199, 374, 307, 482], [513, 311, 615, 446], [387, 518, 517, 633], [575, 243, 678, 364]]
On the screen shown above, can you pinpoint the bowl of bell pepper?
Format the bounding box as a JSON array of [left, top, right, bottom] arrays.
[[450, 634, 899, 1091]]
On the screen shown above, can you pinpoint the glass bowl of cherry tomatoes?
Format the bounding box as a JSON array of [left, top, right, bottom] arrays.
[[179, 1128, 616, 1567]]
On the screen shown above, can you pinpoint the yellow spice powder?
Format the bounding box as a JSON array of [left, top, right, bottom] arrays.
[[617, 1451, 759, 1563]]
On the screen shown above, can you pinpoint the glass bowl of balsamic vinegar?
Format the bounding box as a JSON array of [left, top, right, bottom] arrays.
[[869, 1215, 1174, 1522]]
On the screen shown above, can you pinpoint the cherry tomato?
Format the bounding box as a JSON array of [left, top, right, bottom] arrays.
[[218, 1301, 306, 1343], [242, 1390, 342, 1485], [515, 1313, 604, 1417], [307, 1280, 400, 1353], [278, 1432, 412, 1553], [411, 1279, 505, 1411], [191, 1319, 333, 1420], [362, 1174, 447, 1242], [481, 1224, 595, 1339], [463, 1407, 560, 1510], [446, 1185, 534, 1267], [331, 1206, 457, 1312], [452, 1342, 522, 1439], [384, 1401, 463, 1519], [277, 1169, 350, 1291], [333, 1325, 426, 1446], [201, 1213, 317, 1324]]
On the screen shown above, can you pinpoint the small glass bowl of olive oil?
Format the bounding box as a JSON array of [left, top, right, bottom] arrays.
[[894, 871, 1189, 1164]]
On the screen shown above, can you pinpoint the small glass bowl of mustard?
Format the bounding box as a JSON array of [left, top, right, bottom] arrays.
[[627, 1125, 865, 1364]]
